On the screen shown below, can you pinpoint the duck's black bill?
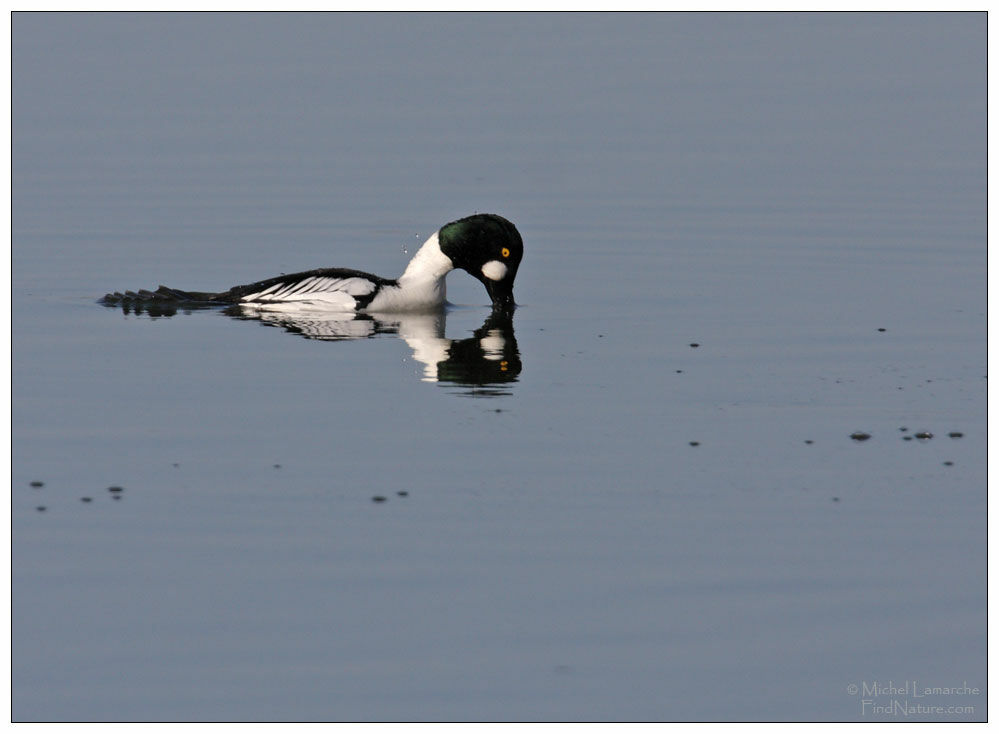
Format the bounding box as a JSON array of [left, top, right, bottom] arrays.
[[484, 279, 517, 312]]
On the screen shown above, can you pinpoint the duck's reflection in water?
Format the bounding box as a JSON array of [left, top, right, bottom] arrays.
[[228, 306, 522, 394], [108, 298, 522, 393]]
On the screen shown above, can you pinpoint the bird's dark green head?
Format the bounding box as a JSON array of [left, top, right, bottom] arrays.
[[438, 213, 524, 312]]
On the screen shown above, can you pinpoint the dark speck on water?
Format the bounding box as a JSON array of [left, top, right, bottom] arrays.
[[689, 441, 700, 447], [943, 461, 954, 466], [81, 497, 92, 503], [804, 440, 814, 445], [850, 432, 872, 441], [689, 343, 700, 348], [29, 481, 44, 488], [914, 432, 934, 440], [108, 486, 123, 493], [372, 496, 387, 503], [397, 491, 409, 497], [949, 432, 964, 439], [35, 506, 46, 512]]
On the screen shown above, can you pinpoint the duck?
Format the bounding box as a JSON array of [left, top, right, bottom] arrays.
[[102, 213, 524, 313]]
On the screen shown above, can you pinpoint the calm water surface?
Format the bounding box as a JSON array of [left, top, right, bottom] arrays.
[[12, 13, 985, 721]]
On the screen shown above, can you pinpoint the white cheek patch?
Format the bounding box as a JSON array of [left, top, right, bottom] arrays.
[[481, 260, 508, 282]]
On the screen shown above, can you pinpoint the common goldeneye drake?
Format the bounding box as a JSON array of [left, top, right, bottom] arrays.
[[102, 213, 524, 313]]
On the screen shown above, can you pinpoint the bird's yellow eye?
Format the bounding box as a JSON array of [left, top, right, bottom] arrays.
[[501, 247, 510, 258]]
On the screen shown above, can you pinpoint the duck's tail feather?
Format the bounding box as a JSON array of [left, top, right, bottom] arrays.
[[100, 285, 229, 306]]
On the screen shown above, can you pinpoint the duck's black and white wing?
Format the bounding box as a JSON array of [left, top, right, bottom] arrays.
[[222, 268, 397, 312]]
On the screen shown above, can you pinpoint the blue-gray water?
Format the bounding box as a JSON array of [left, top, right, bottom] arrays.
[[13, 13, 986, 722]]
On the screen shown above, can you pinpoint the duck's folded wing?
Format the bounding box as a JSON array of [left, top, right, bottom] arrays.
[[226, 268, 396, 312]]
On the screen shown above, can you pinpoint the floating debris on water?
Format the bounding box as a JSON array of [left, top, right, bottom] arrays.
[[81, 497, 92, 503], [877, 328, 887, 332], [948, 432, 964, 439], [372, 496, 387, 503], [36, 506, 46, 512], [108, 486, 124, 494], [689, 441, 700, 447], [943, 461, 954, 467], [850, 432, 872, 441], [689, 343, 700, 348], [902, 436, 913, 441], [29, 481, 44, 488], [397, 491, 409, 497]]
